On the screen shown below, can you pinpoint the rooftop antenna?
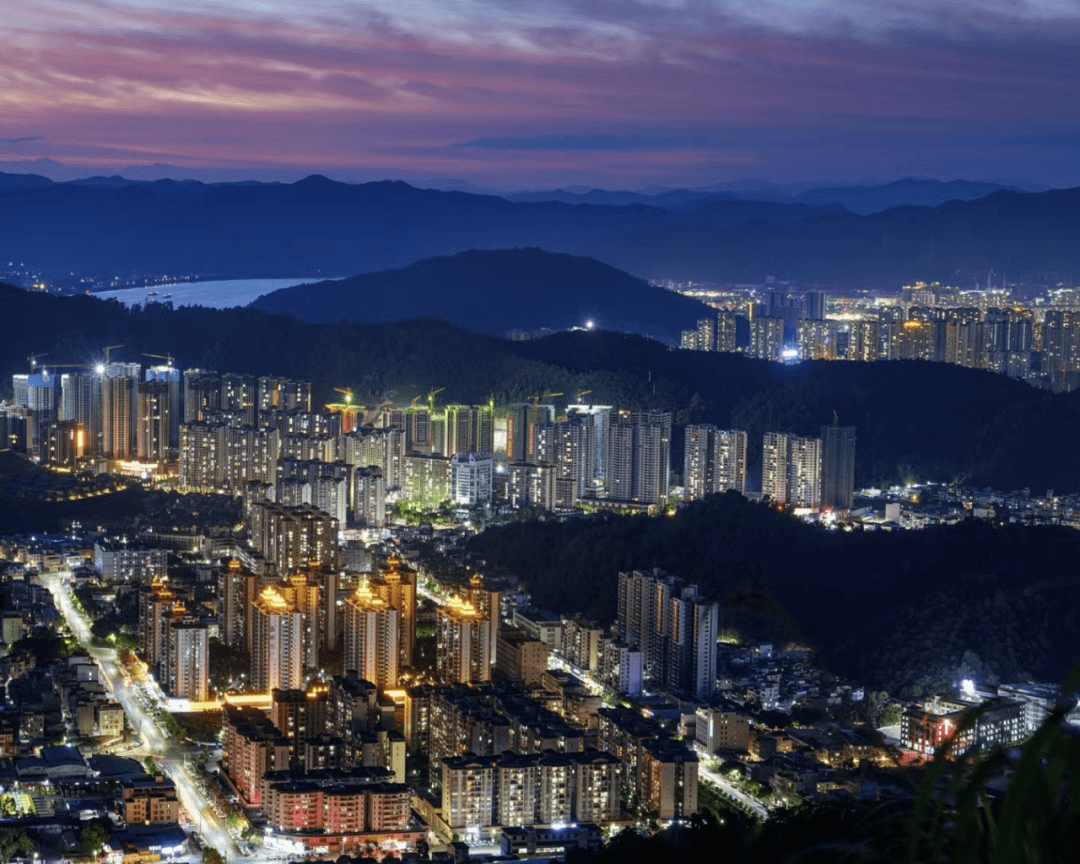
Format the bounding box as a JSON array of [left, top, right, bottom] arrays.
[[833, 409, 839, 426]]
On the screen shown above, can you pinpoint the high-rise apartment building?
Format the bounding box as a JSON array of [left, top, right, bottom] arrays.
[[683, 425, 747, 500], [450, 452, 494, 505], [444, 405, 494, 458], [606, 411, 671, 506], [221, 373, 257, 426], [137, 380, 172, 462], [761, 432, 789, 503], [820, 424, 856, 510], [436, 596, 492, 684], [101, 362, 140, 459], [251, 586, 304, 692], [219, 558, 262, 652], [787, 435, 822, 508], [616, 569, 718, 696], [165, 620, 209, 702], [247, 502, 339, 572], [183, 369, 221, 423], [343, 583, 400, 690], [749, 317, 784, 361], [565, 405, 612, 492], [365, 554, 417, 668], [716, 311, 738, 353], [506, 403, 555, 463], [61, 372, 101, 455]]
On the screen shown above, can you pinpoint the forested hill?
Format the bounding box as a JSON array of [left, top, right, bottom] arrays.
[[469, 494, 1080, 696], [249, 248, 712, 344], [3, 284, 1080, 491]]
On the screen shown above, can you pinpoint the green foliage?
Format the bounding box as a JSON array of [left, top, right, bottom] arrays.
[[470, 493, 1080, 691], [202, 849, 226, 864], [77, 820, 110, 856], [0, 829, 34, 864], [143, 756, 159, 776]]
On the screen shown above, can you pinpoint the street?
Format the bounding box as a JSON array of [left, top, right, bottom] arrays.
[[44, 575, 240, 863]]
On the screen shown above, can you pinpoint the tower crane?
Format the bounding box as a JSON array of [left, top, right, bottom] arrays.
[[103, 344, 125, 366], [143, 352, 176, 367], [574, 389, 592, 405], [428, 387, 446, 413], [28, 353, 47, 372]]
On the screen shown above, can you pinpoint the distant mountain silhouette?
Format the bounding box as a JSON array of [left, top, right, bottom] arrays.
[[0, 171, 1077, 286], [505, 177, 1029, 213], [249, 248, 711, 343]]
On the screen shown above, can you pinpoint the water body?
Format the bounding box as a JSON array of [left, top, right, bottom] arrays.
[[92, 277, 323, 309]]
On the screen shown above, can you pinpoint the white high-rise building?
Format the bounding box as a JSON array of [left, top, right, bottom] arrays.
[[684, 426, 747, 500], [450, 451, 493, 506]]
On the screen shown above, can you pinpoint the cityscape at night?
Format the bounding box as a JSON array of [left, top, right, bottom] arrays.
[[1, 1, 1079, 863]]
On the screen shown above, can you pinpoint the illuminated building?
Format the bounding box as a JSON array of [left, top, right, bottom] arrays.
[[468, 574, 502, 662], [247, 501, 339, 572], [641, 738, 698, 821], [370, 553, 417, 668], [165, 620, 209, 702], [534, 419, 591, 503], [122, 777, 181, 825], [749, 316, 784, 362], [274, 569, 323, 671], [221, 373, 257, 426], [502, 462, 556, 511], [251, 586, 304, 692], [846, 319, 881, 362], [506, 402, 554, 462], [60, 372, 101, 454], [820, 424, 856, 510], [683, 425, 747, 501], [565, 404, 612, 492], [797, 319, 839, 360], [695, 708, 750, 754], [450, 451, 493, 505], [436, 596, 492, 684], [219, 558, 262, 652], [227, 426, 280, 490], [271, 687, 330, 762], [380, 406, 433, 455], [178, 421, 227, 491], [716, 311, 738, 353], [402, 454, 452, 504], [139, 577, 178, 676], [559, 614, 603, 675], [901, 698, 1024, 755], [41, 419, 83, 468], [346, 426, 405, 489], [761, 432, 789, 502], [183, 369, 221, 422], [101, 362, 140, 460], [260, 772, 411, 843], [444, 404, 495, 458], [695, 317, 716, 351], [352, 466, 386, 528], [763, 431, 821, 507], [96, 540, 168, 583], [617, 568, 718, 696], [606, 411, 671, 506], [258, 377, 312, 415], [495, 628, 549, 686], [136, 379, 172, 462], [222, 704, 292, 807], [343, 583, 400, 690]]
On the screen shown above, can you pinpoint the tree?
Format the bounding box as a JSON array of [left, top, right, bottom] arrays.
[[202, 849, 226, 864], [0, 829, 34, 864], [78, 820, 110, 858]]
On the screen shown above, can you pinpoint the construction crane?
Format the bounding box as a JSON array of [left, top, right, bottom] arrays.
[[325, 387, 363, 434], [27, 353, 48, 372], [428, 387, 446, 413], [574, 389, 592, 404], [143, 352, 176, 367], [103, 344, 125, 366], [529, 392, 563, 408]]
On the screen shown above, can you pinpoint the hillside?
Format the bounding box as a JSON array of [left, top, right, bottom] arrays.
[[248, 248, 712, 343], [469, 494, 1080, 695], [3, 284, 1080, 492], [0, 172, 1077, 287]]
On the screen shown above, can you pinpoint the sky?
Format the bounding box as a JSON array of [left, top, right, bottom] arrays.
[[1, 0, 1079, 189]]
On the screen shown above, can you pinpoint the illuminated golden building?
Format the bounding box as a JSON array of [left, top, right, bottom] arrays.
[[436, 595, 492, 684], [251, 586, 304, 692], [370, 554, 417, 668], [343, 583, 400, 690]]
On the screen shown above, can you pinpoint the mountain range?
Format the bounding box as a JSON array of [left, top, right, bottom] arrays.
[[249, 248, 711, 344], [1, 171, 1077, 287]]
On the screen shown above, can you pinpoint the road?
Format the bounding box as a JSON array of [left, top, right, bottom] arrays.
[[45, 575, 239, 862], [695, 753, 770, 820]]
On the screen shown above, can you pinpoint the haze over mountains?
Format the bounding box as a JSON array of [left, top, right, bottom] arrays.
[[1, 170, 1077, 288]]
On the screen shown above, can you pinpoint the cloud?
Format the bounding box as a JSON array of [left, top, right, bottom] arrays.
[[0, 1, 1077, 186]]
